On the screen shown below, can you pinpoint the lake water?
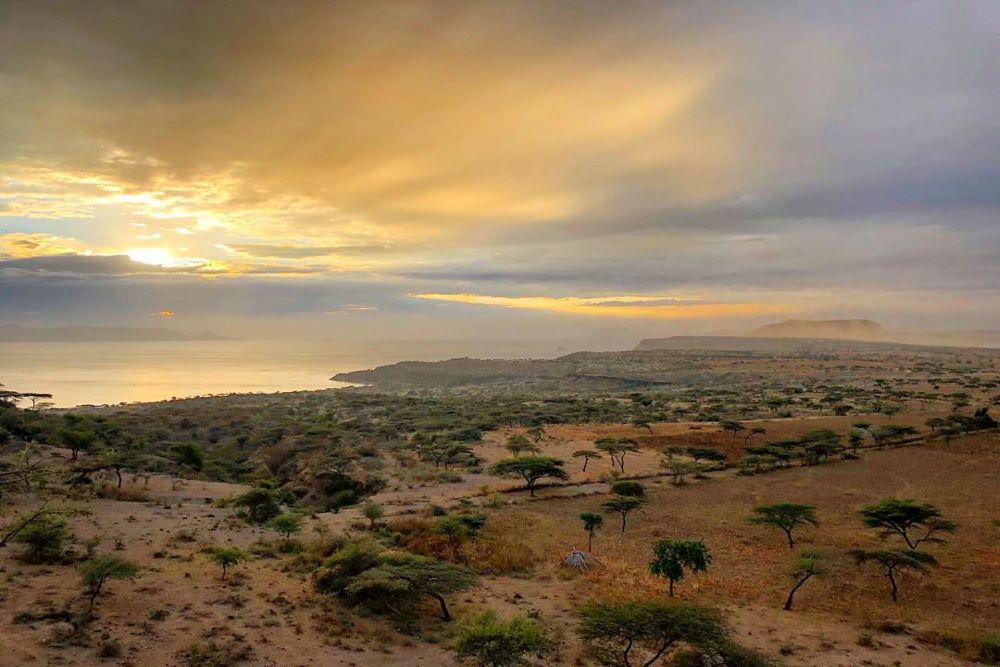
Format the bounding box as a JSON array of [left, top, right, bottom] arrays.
[[0, 339, 579, 407]]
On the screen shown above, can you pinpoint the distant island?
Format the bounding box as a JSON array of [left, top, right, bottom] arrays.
[[637, 318, 1000, 350], [0, 324, 233, 342]]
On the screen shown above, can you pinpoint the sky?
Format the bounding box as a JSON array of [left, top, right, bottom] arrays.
[[1, 1, 998, 341]]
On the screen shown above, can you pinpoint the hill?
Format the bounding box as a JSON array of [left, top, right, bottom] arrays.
[[746, 318, 886, 340]]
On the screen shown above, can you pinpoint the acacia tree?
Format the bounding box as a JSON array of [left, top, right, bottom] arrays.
[[632, 416, 654, 435], [505, 434, 537, 456], [268, 512, 304, 543], [346, 553, 476, 621], [750, 503, 818, 549], [580, 512, 604, 552], [859, 498, 957, 549], [611, 480, 644, 498], [489, 457, 568, 497], [525, 425, 547, 444], [595, 438, 641, 473], [743, 427, 767, 445], [573, 449, 601, 472], [81, 555, 140, 612], [848, 549, 937, 602], [576, 599, 728, 667], [649, 540, 711, 597], [453, 610, 553, 667], [603, 496, 642, 533], [720, 420, 744, 438], [209, 546, 248, 580], [783, 549, 827, 611], [362, 500, 384, 529]]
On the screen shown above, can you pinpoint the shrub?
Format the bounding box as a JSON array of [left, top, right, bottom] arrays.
[[453, 610, 553, 666], [81, 555, 140, 611], [16, 515, 72, 563]]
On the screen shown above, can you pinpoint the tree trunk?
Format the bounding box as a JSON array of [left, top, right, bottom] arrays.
[[784, 528, 795, 549], [642, 639, 676, 667], [887, 569, 898, 602], [432, 592, 451, 621], [668, 578, 674, 597], [783, 574, 811, 611]]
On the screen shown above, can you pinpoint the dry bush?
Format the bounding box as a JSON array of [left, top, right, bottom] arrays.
[[461, 536, 536, 574]]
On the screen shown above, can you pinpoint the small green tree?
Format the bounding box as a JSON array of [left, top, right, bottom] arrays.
[[345, 553, 476, 621], [743, 427, 767, 445], [361, 500, 384, 530], [209, 546, 248, 580], [859, 498, 957, 549], [576, 599, 728, 667], [505, 434, 536, 456], [525, 425, 547, 444], [611, 480, 644, 498], [489, 457, 568, 497], [232, 487, 281, 524], [750, 503, 818, 549], [573, 449, 601, 472], [15, 514, 71, 562], [649, 539, 711, 597], [720, 420, 744, 438], [268, 512, 304, 543], [453, 610, 553, 666], [80, 555, 140, 611], [848, 549, 937, 602], [580, 512, 604, 552], [603, 496, 642, 533], [783, 549, 827, 611]]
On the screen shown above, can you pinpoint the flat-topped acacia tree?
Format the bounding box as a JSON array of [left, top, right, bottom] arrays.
[[859, 498, 957, 549], [750, 503, 819, 549], [572, 449, 601, 472], [848, 549, 937, 602], [489, 456, 568, 497]]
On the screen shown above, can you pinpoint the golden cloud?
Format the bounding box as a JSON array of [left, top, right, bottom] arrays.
[[413, 293, 790, 319]]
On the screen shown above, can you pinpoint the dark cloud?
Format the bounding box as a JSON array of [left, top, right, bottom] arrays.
[[0, 254, 197, 275]]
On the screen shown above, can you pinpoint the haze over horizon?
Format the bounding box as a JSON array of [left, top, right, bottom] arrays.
[[2, 1, 998, 341]]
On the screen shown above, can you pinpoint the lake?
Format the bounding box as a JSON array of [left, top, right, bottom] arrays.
[[0, 339, 579, 407]]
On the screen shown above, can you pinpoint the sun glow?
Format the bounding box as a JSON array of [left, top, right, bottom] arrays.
[[127, 247, 174, 266]]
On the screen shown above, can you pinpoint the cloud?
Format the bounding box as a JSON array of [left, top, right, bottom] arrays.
[[0, 2, 996, 329], [0, 253, 198, 275], [226, 243, 390, 259], [413, 293, 789, 319]]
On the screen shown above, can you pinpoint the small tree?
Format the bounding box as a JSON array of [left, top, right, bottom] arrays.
[[489, 457, 568, 497], [649, 539, 711, 597], [603, 496, 642, 533], [345, 553, 476, 621], [720, 420, 744, 438], [232, 487, 281, 524], [750, 503, 818, 549], [859, 498, 957, 549], [58, 428, 96, 461], [580, 512, 604, 552], [576, 599, 728, 667], [505, 434, 536, 456], [361, 500, 384, 529], [743, 427, 767, 445], [572, 449, 601, 472], [632, 416, 654, 435], [611, 480, 644, 498], [783, 549, 827, 611], [209, 546, 248, 580], [525, 425, 547, 444], [15, 514, 71, 562], [268, 512, 304, 543], [848, 549, 937, 602], [453, 610, 553, 667], [80, 555, 140, 612]]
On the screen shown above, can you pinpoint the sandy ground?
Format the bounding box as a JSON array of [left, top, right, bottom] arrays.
[[1, 418, 996, 665]]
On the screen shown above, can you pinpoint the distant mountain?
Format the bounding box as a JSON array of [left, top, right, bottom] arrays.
[[0, 324, 233, 342], [746, 319, 886, 341], [636, 319, 1000, 351]]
